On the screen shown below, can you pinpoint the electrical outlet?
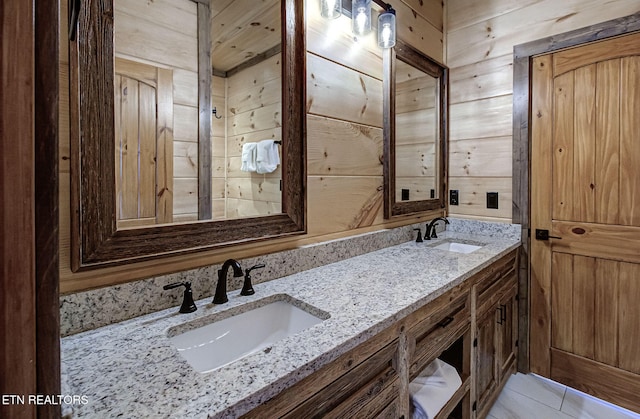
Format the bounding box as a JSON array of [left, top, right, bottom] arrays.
[[401, 189, 410, 201], [450, 190, 459, 206], [487, 192, 499, 209]]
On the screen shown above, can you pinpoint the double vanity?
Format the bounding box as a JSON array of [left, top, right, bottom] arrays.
[[61, 223, 520, 418]]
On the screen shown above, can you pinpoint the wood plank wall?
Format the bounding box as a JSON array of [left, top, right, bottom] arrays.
[[116, 0, 200, 222], [446, 0, 640, 223], [225, 54, 283, 218], [395, 60, 438, 202], [58, 0, 443, 293]]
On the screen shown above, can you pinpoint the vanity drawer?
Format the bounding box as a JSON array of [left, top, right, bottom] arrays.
[[242, 324, 402, 419], [476, 253, 518, 315], [284, 340, 400, 418], [408, 293, 470, 380], [476, 250, 518, 313]]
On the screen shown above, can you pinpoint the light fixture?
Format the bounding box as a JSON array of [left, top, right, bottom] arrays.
[[352, 0, 372, 36], [320, 0, 341, 19], [377, 6, 396, 48]]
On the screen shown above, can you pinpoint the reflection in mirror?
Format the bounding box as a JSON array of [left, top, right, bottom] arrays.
[[394, 59, 439, 202], [210, 0, 283, 221], [113, 0, 283, 230], [71, 0, 305, 269], [383, 40, 447, 218]]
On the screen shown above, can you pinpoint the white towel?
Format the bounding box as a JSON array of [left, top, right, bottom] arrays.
[[256, 139, 280, 174], [410, 358, 462, 419], [241, 142, 258, 172]]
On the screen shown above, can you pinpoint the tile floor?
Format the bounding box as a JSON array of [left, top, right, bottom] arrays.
[[487, 373, 640, 419]]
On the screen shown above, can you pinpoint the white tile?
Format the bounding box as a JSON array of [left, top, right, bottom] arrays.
[[560, 388, 640, 419], [488, 387, 575, 419], [503, 373, 567, 410]]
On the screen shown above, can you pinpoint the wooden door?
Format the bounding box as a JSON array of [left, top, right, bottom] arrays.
[[114, 58, 174, 228], [531, 32, 640, 413]]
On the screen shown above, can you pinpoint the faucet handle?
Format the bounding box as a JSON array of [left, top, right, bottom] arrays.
[[163, 282, 197, 313], [241, 264, 265, 296], [413, 228, 423, 243]]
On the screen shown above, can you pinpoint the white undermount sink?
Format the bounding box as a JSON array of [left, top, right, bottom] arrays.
[[168, 297, 327, 373], [432, 242, 482, 254]]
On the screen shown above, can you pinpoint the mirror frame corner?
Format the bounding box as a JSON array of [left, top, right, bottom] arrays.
[[69, 0, 306, 271], [383, 40, 448, 219]]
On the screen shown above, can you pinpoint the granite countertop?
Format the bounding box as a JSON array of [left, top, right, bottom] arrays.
[[61, 230, 520, 418]]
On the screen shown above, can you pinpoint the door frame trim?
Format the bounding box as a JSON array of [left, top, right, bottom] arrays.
[[512, 11, 640, 372]]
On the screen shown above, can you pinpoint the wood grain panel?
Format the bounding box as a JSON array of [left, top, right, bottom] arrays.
[[307, 115, 382, 176], [116, 0, 196, 38], [618, 262, 640, 374], [228, 102, 282, 136], [307, 53, 383, 127], [595, 60, 620, 225], [306, 9, 382, 79], [138, 82, 156, 219], [449, 95, 512, 140], [173, 69, 198, 107], [528, 54, 554, 376], [551, 252, 573, 352], [446, 0, 540, 32], [620, 56, 640, 227], [447, 177, 512, 219], [393, 0, 443, 63], [118, 76, 140, 219], [173, 178, 198, 216], [449, 137, 512, 178], [226, 198, 282, 218], [447, 0, 640, 68], [552, 221, 640, 264], [157, 69, 174, 224], [400, 0, 443, 31], [553, 31, 640, 76], [552, 71, 574, 221], [228, 78, 281, 115], [572, 255, 595, 359], [307, 176, 384, 235], [551, 349, 640, 414], [173, 105, 199, 142], [226, 53, 281, 90], [1, 0, 37, 413], [115, 9, 197, 72], [595, 258, 619, 366], [173, 145, 198, 178], [573, 65, 596, 223], [227, 177, 281, 202], [210, 0, 280, 72], [395, 143, 436, 177], [449, 54, 513, 105]]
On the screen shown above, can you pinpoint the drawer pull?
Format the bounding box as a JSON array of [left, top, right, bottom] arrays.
[[438, 316, 454, 328], [496, 305, 507, 325]]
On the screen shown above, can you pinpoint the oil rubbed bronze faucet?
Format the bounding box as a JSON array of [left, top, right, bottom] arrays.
[[212, 259, 243, 304], [425, 217, 450, 240]]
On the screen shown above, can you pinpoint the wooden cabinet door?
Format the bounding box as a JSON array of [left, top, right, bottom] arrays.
[[531, 31, 640, 413], [475, 308, 497, 418], [497, 287, 517, 383]]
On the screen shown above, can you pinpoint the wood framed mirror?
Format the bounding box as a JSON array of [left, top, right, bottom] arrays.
[[383, 40, 447, 218], [70, 0, 305, 270]]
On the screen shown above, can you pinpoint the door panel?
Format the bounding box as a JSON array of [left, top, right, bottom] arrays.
[[114, 59, 174, 228], [620, 57, 640, 226], [531, 31, 640, 413]]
